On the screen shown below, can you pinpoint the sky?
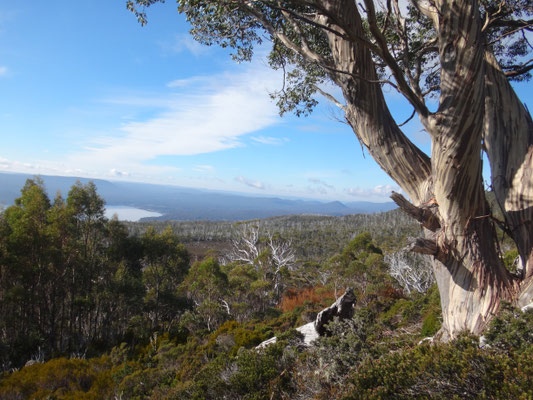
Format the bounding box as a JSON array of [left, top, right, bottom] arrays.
[[0, 1, 531, 203]]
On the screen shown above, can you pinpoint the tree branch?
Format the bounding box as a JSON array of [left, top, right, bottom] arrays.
[[313, 85, 346, 112], [503, 59, 533, 78], [362, 0, 430, 119], [404, 237, 439, 256], [391, 191, 441, 231]]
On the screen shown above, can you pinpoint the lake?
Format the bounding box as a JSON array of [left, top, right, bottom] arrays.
[[105, 206, 163, 221]]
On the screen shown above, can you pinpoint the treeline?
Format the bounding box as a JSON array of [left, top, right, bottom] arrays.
[[126, 209, 422, 261], [0, 179, 191, 369]]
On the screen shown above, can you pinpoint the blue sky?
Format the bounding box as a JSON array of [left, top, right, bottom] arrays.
[[0, 1, 530, 202]]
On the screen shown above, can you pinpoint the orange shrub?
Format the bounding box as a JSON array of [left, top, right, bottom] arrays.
[[279, 286, 336, 313]]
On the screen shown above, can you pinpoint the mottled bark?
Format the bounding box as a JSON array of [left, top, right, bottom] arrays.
[[319, 0, 432, 205], [317, 0, 529, 337], [483, 52, 533, 306]]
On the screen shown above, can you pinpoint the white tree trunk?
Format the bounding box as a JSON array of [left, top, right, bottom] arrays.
[[318, 0, 529, 338]]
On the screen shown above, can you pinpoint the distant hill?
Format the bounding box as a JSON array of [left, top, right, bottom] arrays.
[[0, 172, 396, 221]]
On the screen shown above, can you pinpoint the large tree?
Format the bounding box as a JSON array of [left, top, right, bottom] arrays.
[[128, 0, 533, 338]]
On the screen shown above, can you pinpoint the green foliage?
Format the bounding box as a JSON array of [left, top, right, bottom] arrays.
[[0, 356, 114, 399], [2, 180, 531, 399], [420, 312, 440, 337], [344, 335, 533, 399], [322, 232, 393, 302], [0, 179, 191, 369], [181, 257, 228, 331], [484, 304, 533, 353], [315, 308, 379, 382], [503, 248, 520, 273], [380, 284, 441, 335], [227, 342, 297, 400]]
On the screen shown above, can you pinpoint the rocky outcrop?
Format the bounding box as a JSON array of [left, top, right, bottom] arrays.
[[314, 288, 356, 336], [257, 288, 357, 348]]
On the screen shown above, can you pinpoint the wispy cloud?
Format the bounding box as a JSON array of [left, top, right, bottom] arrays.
[[308, 177, 335, 191], [167, 75, 210, 88], [345, 184, 400, 200], [235, 176, 266, 190], [69, 63, 281, 174], [0, 66, 8, 77], [306, 185, 328, 195], [193, 165, 214, 172], [162, 34, 209, 57], [251, 136, 289, 145]]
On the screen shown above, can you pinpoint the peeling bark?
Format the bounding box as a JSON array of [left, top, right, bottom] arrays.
[[319, 0, 432, 205], [317, 0, 528, 337], [483, 51, 533, 304]]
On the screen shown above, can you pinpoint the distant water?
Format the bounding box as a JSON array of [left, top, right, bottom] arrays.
[[105, 206, 162, 222]]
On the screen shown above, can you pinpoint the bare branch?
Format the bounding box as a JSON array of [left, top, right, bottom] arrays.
[[503, 59, 533, 78], [391, 191, 441, 231], [488, 21, 533, 46], [313, 84, 346, 112], [404, 237, 439, 256], [362, 0, 430, 119], [398, 108, 416, 127]]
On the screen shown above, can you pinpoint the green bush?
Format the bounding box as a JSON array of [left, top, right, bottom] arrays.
[[484, 304, 533, 353], [0, 356, 114, 399], [421, 312, 440, 337], [343, 335, 533, 400]]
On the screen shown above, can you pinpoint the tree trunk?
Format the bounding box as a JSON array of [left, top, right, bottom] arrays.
[[319, 0, 531, 338], [483, 51, 533, 307]]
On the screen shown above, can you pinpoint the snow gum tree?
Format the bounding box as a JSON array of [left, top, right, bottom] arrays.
[[128, 0, 533, 339]]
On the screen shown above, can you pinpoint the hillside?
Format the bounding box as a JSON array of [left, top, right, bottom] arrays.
[[0, 179, 530, 400], [0, 172, 396, 221]]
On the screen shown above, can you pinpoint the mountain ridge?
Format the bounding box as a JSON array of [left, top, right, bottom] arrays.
[[0, 172, 396, 220]]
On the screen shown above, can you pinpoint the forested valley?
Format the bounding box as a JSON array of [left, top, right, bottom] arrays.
[[0, 180, 531, 399]]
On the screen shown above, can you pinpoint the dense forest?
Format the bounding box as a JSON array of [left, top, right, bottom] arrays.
[[0, 180, 531, 399]]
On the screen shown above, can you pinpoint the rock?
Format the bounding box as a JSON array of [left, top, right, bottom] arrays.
[[256, 336, 278, 348], [296, 322, 319, 346], [257, 288, 357, 349], [314, 288, 357, 336]]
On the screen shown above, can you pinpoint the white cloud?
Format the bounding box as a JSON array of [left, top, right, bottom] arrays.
[[235, 176, 266, 190], [109, 168, 130, 177], [0, 66, 8, 77], [69, 62, 281, 173], [251, 136, 289, 145]]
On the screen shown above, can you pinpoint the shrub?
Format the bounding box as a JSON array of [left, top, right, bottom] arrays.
[[343, 335, 533, 400], [0, 356, 114, 399], [484, 304, 533, 353], [279, 286, 335, 313], [421, 312, 440, 337]]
